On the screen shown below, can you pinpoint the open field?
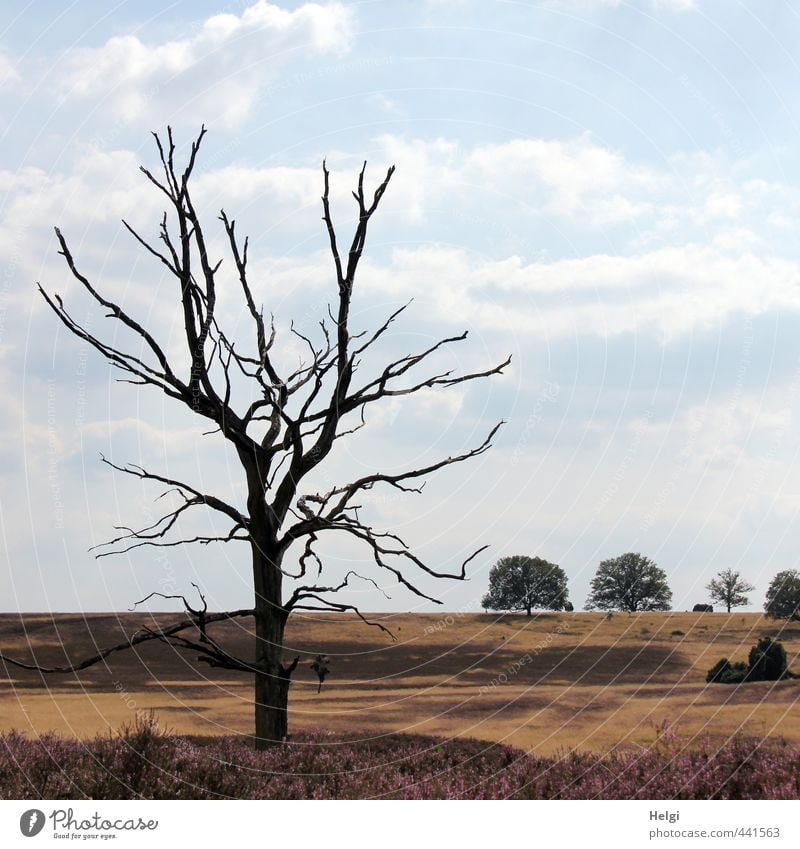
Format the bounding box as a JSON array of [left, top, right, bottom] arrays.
[[1, 611, 799, 755]]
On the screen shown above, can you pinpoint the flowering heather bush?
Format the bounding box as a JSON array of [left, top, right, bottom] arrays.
[[1, 716, 798, 800]]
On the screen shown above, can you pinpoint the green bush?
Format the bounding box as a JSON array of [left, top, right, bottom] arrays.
[[706, 658, 730, 683], [748, 637, 787, 681], [723, 662, 750, 683], [707, 637, 789, 684], [705, 658, 748, 684]]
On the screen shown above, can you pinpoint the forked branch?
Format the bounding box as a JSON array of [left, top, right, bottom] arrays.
[[0, 606, 255, 675]]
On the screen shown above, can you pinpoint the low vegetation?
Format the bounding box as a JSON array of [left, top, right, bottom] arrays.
[[707, 637, 791, 685], [1, 716, 798, 800]]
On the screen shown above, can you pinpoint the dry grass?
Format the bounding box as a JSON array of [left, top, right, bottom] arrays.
[[1, 611, 799, 755]]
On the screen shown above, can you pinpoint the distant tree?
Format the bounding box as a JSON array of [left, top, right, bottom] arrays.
[[764, 570, 800, 621], [585, 552, 672, 612], [481, 556, 569, 616], [706, 568, 755, 613]]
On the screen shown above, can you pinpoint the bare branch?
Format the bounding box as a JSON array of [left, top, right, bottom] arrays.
[[121, 219, 179, 276], [270, 162, 397, 525], [0, 608, 255, 675], [290, 599, 396, 640], [352, 300, 413, 357], [321, 161, 344, 286], [98, 456, 247, 529], [340, 350, 511, 416], [37, 285, 184, 403], [220, 211, 282, 391], [282, 421, 504, 540], [286, 568, 391, 610], [51, 228, 180, 384], [318, 521, 488, 602]]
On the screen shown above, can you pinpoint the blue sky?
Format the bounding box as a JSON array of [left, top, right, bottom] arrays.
[[2, 0, 800, 615]]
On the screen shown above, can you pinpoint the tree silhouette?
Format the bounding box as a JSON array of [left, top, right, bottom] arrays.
[[0, 127, 510, 748], [705, 568, 754, 613], [764, 570, 800, 621], [584, 552, 672, 612], [481, 555, 569, 616]]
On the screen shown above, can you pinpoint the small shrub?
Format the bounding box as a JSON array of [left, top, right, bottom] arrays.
[[707, 637, 790, 685], [706, 658, 749, 684], [707, 658, 731, 683], [118, 711, 170, 750], [748, 637, 788, 681], [671, 630, 685, 636], [723, 662, 750, 683], [640, 627, 651, 636]]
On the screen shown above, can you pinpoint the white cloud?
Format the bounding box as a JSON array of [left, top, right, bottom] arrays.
[[354, 243, 800, 341], [362, 134, 766, 234], [79, 418, 207, 456], [464, 135, 665, 221], [0, 49, 20, 87], [193, 163, 321, 209], [366, 93, 403, 114], [603, 389, 800, 534], [552, 0, 697, 10], [0, 386, 53, 477], [652, 0, 697, 8], [367, 135, 461, 222], [225, 237, 800, 343], [0, 150, 151, 226], [59, 2, 355, 127], [4, 132, 800, 359]]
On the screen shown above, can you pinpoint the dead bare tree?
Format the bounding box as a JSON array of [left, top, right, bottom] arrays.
[[1, 127, 510, 748]]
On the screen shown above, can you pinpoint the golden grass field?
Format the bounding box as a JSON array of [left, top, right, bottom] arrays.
[[1, 610, 799, 755]]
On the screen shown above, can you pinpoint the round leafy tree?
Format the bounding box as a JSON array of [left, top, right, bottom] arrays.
[[764, 570, 800, 620], [482, 555, 569, 616], [585, 552, 672, 612]]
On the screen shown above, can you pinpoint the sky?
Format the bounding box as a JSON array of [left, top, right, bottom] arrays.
[[2, 0, 800, 616]]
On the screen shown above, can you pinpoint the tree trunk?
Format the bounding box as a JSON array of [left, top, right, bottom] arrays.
[[238, 446, 296, 751], [249, 519, 291, 750], [253, 593, 289, 750], [254, 666, 291, 746]]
